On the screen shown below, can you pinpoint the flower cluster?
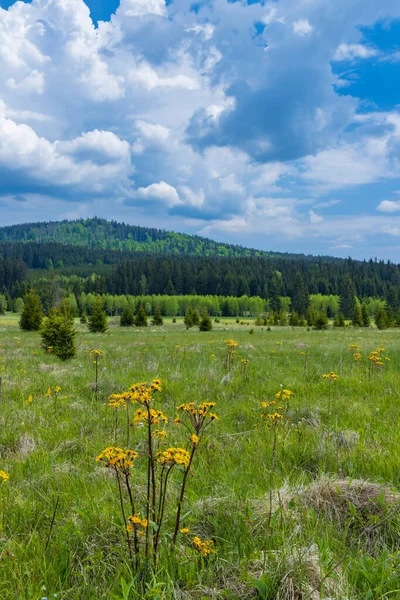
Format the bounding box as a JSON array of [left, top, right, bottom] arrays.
[[275, 389, 293, 401], [0, 470, 9, 482], [107, 379, 162, 408], [89, 349, 104, 358], [96, 447, 138, 472], [134, 408, 168, 425], [127, 514, 148, 536], [156, 447, 190, 467], [192, 536, 215, 556], [322, 372, 339, 381], [176, 402, 219, 433], [260, 400, 287, 424]]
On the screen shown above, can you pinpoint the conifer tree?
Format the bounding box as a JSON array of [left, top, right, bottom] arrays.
[[339, 274, 356, 319], [41, 299, 76, 360], [199, 308, 212, 331], [292, 271, 309, 317], [375, 306, 388, 330], [151, 305, 163, 326], [20, 290, 43, 331], [87, 297, 108, 333], [120, 305, 134, 326], [134, 304, 148, 327], [314, 309, 328, 330], [352, 298, 363, 327], [361, 303, 370, 327], [192, 308, 200, 326], [184, 306, 194, 329]]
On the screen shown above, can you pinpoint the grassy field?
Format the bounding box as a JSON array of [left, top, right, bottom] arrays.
[[0, 314, 399, 599]]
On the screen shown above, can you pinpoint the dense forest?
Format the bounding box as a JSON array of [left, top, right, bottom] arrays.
[[0, 217, 298, 258], [1, 219, 400, 320]]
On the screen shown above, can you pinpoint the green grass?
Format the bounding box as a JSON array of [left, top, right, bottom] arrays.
[[0, 315, 399, 599]]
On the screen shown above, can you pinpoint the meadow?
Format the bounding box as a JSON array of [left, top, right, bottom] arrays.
[[0, 314, 399, 599]]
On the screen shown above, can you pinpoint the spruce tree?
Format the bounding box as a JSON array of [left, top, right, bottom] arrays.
[[184, 306, 194, 329], [134, 304, 148, 327], [361, 303, 370, 327], [20, 290, 43, 331], [292, 272, 309, 317], [352, 298, 363, 327], [192, 308, 200, 326], [339, 274, 356, 319], [199, 308, 212, 331], [41, 299, 76, 360], [87, 297, 108, 333], [151, 305, 163, 326], [120, 305, 134, 326], [289, 310, 299, 326], [314, 309, 328, 330], [375, 306, 388, 330]]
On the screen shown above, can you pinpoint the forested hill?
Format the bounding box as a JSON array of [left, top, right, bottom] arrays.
[[0, 218, 330, 260]]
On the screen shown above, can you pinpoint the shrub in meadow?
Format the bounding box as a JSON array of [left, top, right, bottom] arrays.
[[199, 308, 212, 331], [151, 305, 163, 326], [20, 290, 43, 331], [40, 299, 76, 360], [134, 304, 148, 327], [87, 297, 108, 333], [120, 305, 134, 327]]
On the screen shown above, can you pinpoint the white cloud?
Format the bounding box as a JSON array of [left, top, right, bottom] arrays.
[[309, 210, 324, 223], [136, 181, 181, 207], [117, 0, 166, 18], [293, 19, 313, 36], [377, 200, 400, 213], [333, 43, 377, 61]]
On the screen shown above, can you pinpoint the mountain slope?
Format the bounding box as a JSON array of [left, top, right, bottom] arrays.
[[0, 217, 335, 261]]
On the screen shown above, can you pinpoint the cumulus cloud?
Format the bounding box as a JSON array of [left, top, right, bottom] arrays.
[[1, 0, 400, 256], [333, 43, 377, 61], [293, 19, 313, 36], [377, 200, 400, 213], [136, 181, 181, 207]]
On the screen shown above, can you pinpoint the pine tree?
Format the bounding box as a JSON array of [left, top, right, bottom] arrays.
[[352, 298, 363, 327], [385, 305, 395, 328], [339, 274, 356, 319], [361, 303, 370, 327], [314, 309, 328, 330], [289, 310, 299, 326], [151, 305, 163, 326], [199, 308, 212, 331], [120, 305, 134, 326], [306, 306, 316, 327], [192, 308, 200, 326], [291, 272, 309, 317], [40, 299, 76, 360], [375, 306, 388, 330], [20, 290, 43, 331], [184, 306, 194, 329], [87, 297, 108, 333], [134, 304, 148, 327], [80, 312, 87, 324], [269, 273, 282, 312]]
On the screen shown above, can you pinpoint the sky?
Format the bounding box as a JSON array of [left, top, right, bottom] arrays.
[[0, 1, 400, 259]]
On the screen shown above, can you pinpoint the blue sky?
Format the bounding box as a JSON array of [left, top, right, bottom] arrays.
[[0, 0, 400, 259]]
